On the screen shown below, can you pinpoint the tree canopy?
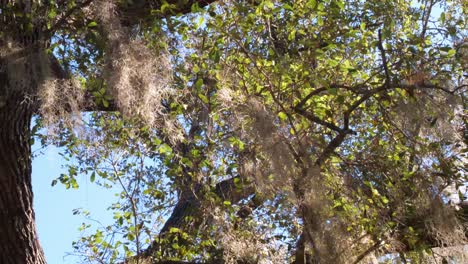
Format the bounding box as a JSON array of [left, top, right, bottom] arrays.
[[0, 0, 467, 263]]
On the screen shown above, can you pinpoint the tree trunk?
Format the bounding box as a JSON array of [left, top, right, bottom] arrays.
[[0, 90, 46, 263]]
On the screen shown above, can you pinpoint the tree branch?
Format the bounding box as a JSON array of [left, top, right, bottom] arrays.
[[315, 129, 353, 166], [293, 106, 344, 133], [377, 29, 391, 89], [142, 175, 256, 257], [294, 84, 367, 110], [352, 240, 382, 264], [294, 87, 328, 110]]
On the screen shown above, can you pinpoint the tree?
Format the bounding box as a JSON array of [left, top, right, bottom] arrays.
[[0, 0, 467, 263]]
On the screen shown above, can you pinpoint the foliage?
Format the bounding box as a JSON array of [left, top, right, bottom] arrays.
[[6, 0, 467, 263]]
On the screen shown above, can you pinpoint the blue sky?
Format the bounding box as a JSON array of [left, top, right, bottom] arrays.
[[32, 145, 116, 264]]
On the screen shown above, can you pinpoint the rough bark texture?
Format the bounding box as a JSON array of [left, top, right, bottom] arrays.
[[0, 91, 46, 264], [0, 1, 48, 262]]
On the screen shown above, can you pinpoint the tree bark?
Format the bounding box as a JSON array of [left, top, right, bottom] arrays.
[[0, 91, 46, 263]]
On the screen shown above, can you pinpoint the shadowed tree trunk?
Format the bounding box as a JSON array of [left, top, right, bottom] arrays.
[[0, 90, 46, 263], [0, 1, 47, 261]]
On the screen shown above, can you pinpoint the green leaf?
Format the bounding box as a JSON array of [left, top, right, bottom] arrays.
[[169, 227, 180, 233], [87, 21, 98, 28], [160, 2, 174, 13], [159, 144, 173, 155], [265, 1, 274, 9], [278, 111, 288, 121], [381, 196, 389, 204], [447, 49, 456, 57], [90, 172, 96, 183], [71, 178, 79, 189], [191, 2, 202, 12], [283, 4, 293, 11], [196, 16, 205, 29], [288, 29, 296, 41], [48, 9, 57, 19], [317, 16, 324, 26], [336, 0, 344, 9], [371, 188, 379, 196], [198, 93, 209, 104], [195, 78, 203, 90], [307, 0, 317, 9]]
